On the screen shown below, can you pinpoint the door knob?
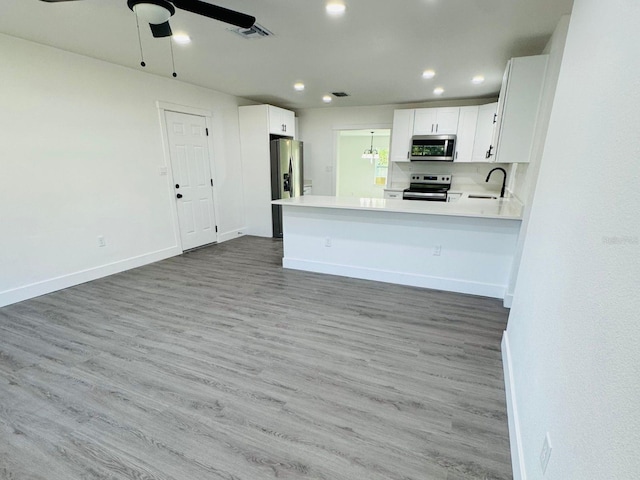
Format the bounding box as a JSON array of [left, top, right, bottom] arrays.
[[176, 193, 183, 199], [175, 184, 180, 189]]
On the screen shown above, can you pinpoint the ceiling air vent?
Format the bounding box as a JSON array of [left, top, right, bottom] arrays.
[[230, 23, 273, 39], [332, 92, 350, 97]]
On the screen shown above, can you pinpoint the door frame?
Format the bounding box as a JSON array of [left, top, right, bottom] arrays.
[[332, 123, 392, 196], [156, 101, 220, 251]]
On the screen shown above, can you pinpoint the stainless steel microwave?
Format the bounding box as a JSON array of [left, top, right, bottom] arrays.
[[410, 134, 456, 161]]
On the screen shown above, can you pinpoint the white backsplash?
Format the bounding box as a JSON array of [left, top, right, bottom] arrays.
[[389, 162, 515, 196]]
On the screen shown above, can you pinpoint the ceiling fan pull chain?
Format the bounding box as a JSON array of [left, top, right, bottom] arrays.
[[134, 9, 146, 67], [170, 38, 177, 78]]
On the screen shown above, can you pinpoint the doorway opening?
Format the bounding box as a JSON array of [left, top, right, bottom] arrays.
[[336, 129, 391, 198]]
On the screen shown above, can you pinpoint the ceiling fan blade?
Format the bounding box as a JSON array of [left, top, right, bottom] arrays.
[[170, 0, 255, 28], [150, 20, 173, 38]]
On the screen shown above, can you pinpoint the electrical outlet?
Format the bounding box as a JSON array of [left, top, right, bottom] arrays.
[[433, 245, 441, 256], [325, 237, 332, 247], [97, 236, 106, 247], [540, 432, 552, 474]]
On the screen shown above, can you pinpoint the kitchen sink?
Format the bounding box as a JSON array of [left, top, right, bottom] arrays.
[[468, 194, 498, 200]]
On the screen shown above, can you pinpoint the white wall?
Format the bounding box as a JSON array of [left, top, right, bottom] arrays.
[[0, 33, 247, 307], [505, 1, 640, 479], [505, 15, 571, 303], [297, 105, 396, 195]]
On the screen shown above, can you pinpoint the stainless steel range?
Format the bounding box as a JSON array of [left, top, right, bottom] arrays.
[[403, 174, 452, 202]]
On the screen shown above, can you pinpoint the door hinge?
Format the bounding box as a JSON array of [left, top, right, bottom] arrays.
[[215, 226, 218, 233], [210, 178, 213, 187], [205, 128, 209, 136]]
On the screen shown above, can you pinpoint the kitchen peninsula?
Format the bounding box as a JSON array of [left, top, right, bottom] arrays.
[[273, 195, 523, 301]]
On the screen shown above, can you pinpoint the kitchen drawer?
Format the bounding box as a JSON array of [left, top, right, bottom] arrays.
[[384, 190, 404, 199]]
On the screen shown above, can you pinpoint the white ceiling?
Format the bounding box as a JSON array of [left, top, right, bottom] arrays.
[[0, 0, 574, 110]]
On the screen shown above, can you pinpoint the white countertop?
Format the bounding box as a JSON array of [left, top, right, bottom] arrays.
[[273, 194, 523, 220]]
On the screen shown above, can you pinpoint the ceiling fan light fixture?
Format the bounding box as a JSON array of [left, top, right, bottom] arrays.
[[128, 0, 175, 24], [326, 2, 346, 16], [173, 33, 192, 45]]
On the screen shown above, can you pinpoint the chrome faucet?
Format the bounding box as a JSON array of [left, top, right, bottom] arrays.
[[486, 167, 507, 198]]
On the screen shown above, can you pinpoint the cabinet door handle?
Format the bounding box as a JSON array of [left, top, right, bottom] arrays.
[[455, 151, 458, 160], [493, 113, 498, 124], [431, 123, 434, 133], [486, 145, 494, 158], [436, 123, 439, 133]]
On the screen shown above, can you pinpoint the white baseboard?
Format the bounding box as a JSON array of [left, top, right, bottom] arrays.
[[0, 246, 181, 308], [218, 228, 246, 243], [504, 292, 514, 308], [283, 258, 506, 299], [502, 331, 526, 480]]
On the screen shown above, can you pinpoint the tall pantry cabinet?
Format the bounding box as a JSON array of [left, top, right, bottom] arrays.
[[238, 104, 296, 237]]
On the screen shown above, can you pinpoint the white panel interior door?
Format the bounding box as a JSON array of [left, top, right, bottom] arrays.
[[165, 111, 217, 251]]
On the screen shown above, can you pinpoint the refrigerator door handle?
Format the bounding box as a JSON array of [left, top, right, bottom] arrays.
[[288, 157, 294, 197]]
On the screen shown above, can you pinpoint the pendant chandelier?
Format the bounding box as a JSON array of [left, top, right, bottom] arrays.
[[361, 131, 380, 160]]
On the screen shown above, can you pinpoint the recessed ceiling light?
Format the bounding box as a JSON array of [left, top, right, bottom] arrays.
[[422, 69, 436, 79], [322, 95, 332, 103], [433, 87, 444, 95], [173, 33, 191, 45], [326, 2, 346, 16], [472, 75, 485, 84], [294, 82, 305, 91]]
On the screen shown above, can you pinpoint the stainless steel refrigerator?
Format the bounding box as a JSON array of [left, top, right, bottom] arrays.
[[271, 138, 303, 238]]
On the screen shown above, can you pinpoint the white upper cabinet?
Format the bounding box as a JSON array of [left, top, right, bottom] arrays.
[[454, 106, 479, 162], [390, 109, 415, 162], [413, 107, 460, 135], [268, 105, 296, 138], [492, 55, 548, 163], [473, 102, 498, 162]]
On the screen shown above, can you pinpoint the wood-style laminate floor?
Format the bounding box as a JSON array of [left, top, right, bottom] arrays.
[[0, 236, 512, 480]]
